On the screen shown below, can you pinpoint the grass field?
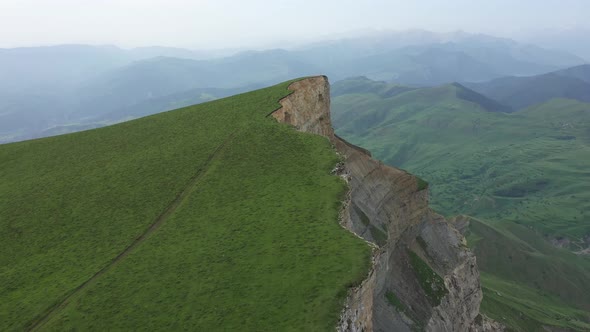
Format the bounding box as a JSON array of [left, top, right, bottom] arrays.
[[331, 77, 590, 330], [0, 79, 371, 331]]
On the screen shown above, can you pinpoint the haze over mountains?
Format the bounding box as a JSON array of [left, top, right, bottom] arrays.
[[523, 27, 590, 61], [1, 30, 587, 143]]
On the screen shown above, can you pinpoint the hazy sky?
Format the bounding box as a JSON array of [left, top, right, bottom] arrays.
[[1, 0, 589, 49]]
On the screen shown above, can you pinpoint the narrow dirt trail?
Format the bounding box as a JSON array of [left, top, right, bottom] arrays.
[[27, 134, 235, 331]]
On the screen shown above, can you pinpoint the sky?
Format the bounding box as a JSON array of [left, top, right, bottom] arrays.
[[1, 0, 589, 49]]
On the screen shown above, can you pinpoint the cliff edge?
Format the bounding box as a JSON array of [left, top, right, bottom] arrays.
[[271, 76, 502, 331]]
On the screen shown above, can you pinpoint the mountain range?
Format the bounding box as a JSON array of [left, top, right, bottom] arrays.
[[1, 30, 587, 143], [465, 64, 590, 110]]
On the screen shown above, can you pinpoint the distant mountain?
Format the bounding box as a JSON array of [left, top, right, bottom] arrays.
[[0, 45, 129, 96], [1, 31, 586, 142], [0, 45, 222, 97], [524, 28, 590, 61], [0, 44, 236, 142], [465, 64, 590, 110], [449, 33, 585, 68], [126, 46, 227, 61], [294, 30, 586, 85], [296, 30, 584, 68], [337, 46, 502, 85], [554, 64, 590, 83], [68, 50, 320, 121], [0, 93, 73, 143], [0, 44, 237, 100]]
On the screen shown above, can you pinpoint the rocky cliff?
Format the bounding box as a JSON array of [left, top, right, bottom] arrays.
[[271, 76, 502, 331]]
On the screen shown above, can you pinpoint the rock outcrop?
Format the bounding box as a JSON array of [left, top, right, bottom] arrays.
[[271, 76, 501, 331], [272, 76, 334, 138]]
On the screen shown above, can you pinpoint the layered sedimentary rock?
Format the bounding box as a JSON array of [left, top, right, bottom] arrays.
[[271, 76, 501, 331], [272, 76, 334, 138]]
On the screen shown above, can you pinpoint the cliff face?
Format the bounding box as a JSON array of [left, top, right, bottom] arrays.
[[271, 77, 334, 138], [271, 76, 500, 331]]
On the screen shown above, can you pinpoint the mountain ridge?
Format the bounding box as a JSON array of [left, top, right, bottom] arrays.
[[465, 64, 590, 110]]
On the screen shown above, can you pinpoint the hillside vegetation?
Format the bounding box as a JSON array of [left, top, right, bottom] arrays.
[[0, 79, 370, 331], [466, 217, 590, 330], [331, 77, 590, 330]]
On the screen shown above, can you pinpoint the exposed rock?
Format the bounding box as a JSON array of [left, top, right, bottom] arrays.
[[552, 234, 590, 255], [271, 76, 502, 331], [470, 314, 506, 331], [271, 76, 334, 138], [448, 215, 472, 236]]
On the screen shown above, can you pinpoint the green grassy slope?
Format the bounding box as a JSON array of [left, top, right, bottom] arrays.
[[480, 273, 590, 331], [331, 78, 590, 330], [0, 79, 370, 331], [466, 217, 590, 330]]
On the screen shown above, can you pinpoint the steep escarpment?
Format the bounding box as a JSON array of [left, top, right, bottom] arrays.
[[272, 76, 501, 331]]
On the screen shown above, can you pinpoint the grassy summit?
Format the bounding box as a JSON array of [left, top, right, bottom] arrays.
[[0, 79, 370, 331]]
